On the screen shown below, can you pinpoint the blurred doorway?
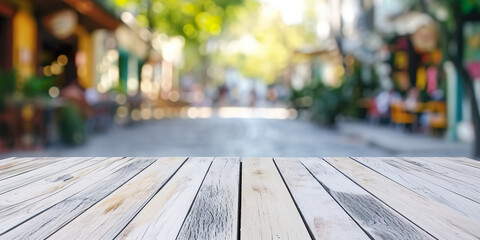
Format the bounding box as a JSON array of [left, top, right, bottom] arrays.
[[0, 2, 13, 70], [38, 25, 78, 88]]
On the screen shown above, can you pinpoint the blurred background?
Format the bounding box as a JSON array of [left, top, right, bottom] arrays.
[[0, 0, 479, 158]]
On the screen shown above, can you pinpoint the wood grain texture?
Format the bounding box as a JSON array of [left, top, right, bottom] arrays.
[[0, 158, 155, 239], [116, 157, 213, 240], [0, 157, 91, 194], [241, 157, 311, 240], [0, 157, 15, 162], [0, 157, 63, 181], [275, 158, 370, 240], [382, 157, 480, 204], [302, 158, 433, 240], [177, 157, 240, 240], [49, 157, 186, 240], [0, 157, 125, 234], [353, 157, 480, 223], [324, 157, 480, 240], [402, 157, 480, 189], [443, 157, 480, 169], [414, 157, 480, 180]]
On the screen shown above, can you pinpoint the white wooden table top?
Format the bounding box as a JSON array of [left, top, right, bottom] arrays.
[[1, 157, 480, 239]]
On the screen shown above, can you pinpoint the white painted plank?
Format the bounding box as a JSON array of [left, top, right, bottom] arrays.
[[177, 157, 240, 240], [443, 157, 480, 169], [240, 157, 311, 240], [0, 158, 155, 239], [324, 157, 480, 240], [0, 157, 15, 162], [403, 157, 480, 183], [0, 157, 127, 234], [302, 158, 433, 240], [0, 157, 92, 194], [116, 157, 213, 240], [275, 158, 369, 240], [0, 157, 106, 210], [353, 157, 480, 223], [0, 157, 61, 180], [49, 157, 186, 240], [383, 157, 480, 204]]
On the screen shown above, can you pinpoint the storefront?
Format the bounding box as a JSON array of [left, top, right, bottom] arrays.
[[0, 1, 13, 70]]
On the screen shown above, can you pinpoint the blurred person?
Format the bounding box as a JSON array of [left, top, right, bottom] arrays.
[[217, 84, 229, 107], [375, 88, 401, 123], [405, 87, 420, 112], [249, 88, 257, 107]]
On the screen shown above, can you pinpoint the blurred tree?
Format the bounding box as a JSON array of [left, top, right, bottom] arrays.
[[417, 0, 480, 157], [109, 0, 244, 73], [210, 1, 317, 84]]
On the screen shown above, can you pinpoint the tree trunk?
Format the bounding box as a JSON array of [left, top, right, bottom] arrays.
[[454, 60, 480, 157]]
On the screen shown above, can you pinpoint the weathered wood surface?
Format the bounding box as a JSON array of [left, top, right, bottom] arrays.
[[325, 157, 480, 239], [381, 157, 480, 204], [0, 157, 94, 194], [0, 157, 129, 234], [49, 157, 186, 240], [275, 158, 370, 239], [353, 157, 480, 223], [0, 157, 60, 180], [116, 157, 213, 240], [0, 156, 479, 240], [241, 157, 311, 240], [402, 157, 480, 192], [1, 158, 155, 239], [302, 158, 433, 240], [177, 157, 240, 240]]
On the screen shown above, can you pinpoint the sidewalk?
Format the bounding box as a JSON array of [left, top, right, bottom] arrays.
[[337, 121, 473, 157]]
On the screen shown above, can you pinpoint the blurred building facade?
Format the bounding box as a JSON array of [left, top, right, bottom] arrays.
[[287, 0, 480, 143], [0, 0, 184, 151]]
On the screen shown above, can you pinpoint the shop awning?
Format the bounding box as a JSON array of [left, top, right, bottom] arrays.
[[30, 0, 121, 32]]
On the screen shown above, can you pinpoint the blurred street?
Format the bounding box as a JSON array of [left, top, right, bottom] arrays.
[[1, 117, 470, 158]]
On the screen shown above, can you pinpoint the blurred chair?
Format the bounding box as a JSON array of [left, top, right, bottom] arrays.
[[390, 102, 415, 128], [426, 101, 447, 134]]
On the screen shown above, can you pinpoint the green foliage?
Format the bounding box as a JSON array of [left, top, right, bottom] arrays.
[[0, 69, 16, 106], [291, 62, 376, 126], [58, 105, 87, 145], [22, 76, 55, 98], [109, 0, 244, 54]]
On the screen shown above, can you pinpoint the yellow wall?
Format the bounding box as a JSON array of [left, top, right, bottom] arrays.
[[75, 26, 94, 88], [12, 6, 37, 86]]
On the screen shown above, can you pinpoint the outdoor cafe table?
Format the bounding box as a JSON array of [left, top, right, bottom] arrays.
[[1, 157, 480, 239]]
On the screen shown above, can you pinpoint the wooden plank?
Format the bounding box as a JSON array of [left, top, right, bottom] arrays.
[[443, 157, 480, 169], [240, 157, 311, 240], [353, 157, 480, 223], [0, 157, 138, 234], [382, 157, 480, 204], [116, 157, 213, 240], [275, 158, 370, 240], [403, 157, 480, 182], [0, 158, 155, 239], [0, 157, 61, 180], [324, 157, 480, 240], [0, 157, 106, 209], [177, 157, 240, 240], [49, 157, 186, 240], [302, 158, 433, 240], [0, 157, 15, 162], [0, 157, 92, 194]]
